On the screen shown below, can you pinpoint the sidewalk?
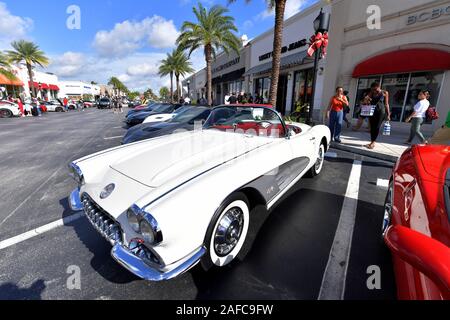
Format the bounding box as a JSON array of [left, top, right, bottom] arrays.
[[329, 122, 434, 163]]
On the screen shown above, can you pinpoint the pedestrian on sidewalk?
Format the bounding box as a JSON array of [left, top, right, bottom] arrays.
[[430, 110, 450, 145], [16, 98, 24, 117], [63, 97, 68, 112], [405, 90, 430, 145], [365, 82, 391, 150], [326, 87, 349, 143]]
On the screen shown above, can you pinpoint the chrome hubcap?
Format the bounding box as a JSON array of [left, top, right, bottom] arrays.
[[382, 185, 393, 236], [315, 147, 324, 172], [214, 207, 244, 257]]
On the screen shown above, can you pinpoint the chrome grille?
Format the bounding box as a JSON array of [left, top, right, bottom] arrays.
[[81, 194, 122, 245]]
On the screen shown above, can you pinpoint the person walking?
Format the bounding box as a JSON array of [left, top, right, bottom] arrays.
[[405, 90, 430, 145], [326, 87, 349, 143], [17, 98, 24, 117], [365, 82, 391, 150], [63, 97, 68, 112], [430, 110, 450, 145]]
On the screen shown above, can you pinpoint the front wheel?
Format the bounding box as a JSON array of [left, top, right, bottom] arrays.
[[0, 109, 13, 118], [201, 193, 250, 270], [308, 143, 325, 177]]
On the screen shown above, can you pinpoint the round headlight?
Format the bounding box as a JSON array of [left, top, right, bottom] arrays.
[[127, 209, 140, 233], [139, 220, 155, 244]]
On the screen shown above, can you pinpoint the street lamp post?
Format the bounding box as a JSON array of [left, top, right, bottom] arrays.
[[308, 8, 330, 125], [187, 80, 191, 99]]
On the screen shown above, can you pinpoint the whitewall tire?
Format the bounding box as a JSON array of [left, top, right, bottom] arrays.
[[202, 193, 250, 269], [309, 143, 325, 177]]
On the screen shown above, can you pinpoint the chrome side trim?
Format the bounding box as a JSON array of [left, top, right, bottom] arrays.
[[111, 245, 206, 281], [69, 188, 83, 211]]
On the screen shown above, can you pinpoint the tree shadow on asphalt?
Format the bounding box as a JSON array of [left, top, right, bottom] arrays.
[[0, 279, 46, 300], [191, 186, 396, 300], [59, 198, 139, 285]]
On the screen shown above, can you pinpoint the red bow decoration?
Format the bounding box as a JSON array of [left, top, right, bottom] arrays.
[[307, 32, 329, 57]]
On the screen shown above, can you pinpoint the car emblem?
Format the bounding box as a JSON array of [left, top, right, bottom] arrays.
[[100, 183, 115, 199]]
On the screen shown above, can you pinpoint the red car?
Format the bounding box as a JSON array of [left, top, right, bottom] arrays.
[[383, 145, 450, 300]]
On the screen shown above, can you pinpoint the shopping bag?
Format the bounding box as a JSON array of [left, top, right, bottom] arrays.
[[383, 121, 391, 136], [360, 105, 375, 117]]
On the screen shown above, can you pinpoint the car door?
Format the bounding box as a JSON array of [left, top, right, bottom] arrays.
[[286, 124, 316, 172]]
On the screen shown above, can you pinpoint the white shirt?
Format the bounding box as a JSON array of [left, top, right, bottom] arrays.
[[224, 95, 230, 105], [184, 97, 191, 104], [413, 99, 430, 118]]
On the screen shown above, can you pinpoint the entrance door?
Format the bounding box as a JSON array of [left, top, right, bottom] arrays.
[[276, 74, 288, 115]]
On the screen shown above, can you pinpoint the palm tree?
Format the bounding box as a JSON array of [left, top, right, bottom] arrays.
[[6, 40, 49, 98], [173, 50, 195, 100], [0, 52, 17, 80], [177, 3, 241, 105], [229, 0, 287, 107], [158, 51, 176, 103], [108, 77, 127, 97]]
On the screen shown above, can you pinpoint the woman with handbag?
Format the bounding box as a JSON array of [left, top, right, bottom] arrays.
[[364, 82, 391, 150], [405, 90, 430, 145]]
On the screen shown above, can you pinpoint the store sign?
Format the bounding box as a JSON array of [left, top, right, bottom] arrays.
[[407, 5, 450, 25], [259, 39, 307, 62], [212, 57, 240, 74]]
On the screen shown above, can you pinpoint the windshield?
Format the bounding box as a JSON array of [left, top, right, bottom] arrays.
[[171, 107, 207, 123], [204, 106, 286, 138], [151, 104, 173, 113]]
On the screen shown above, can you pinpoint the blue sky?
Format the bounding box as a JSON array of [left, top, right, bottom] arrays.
[[0, 0, 317, 91]]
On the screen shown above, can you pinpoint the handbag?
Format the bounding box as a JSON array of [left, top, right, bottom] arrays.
[[382, 121, 391, 136], [360, 105, 376, 117]]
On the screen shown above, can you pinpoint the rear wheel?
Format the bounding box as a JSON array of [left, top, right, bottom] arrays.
[[201, 193, 250, 270], [0, 109, 13, 118], [56, 107, 64, 112]]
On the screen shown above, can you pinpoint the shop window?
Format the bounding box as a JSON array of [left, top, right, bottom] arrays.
[[354, 72, 444, 123], [292, 68, 314, 111], [255, 77, 271, 103]]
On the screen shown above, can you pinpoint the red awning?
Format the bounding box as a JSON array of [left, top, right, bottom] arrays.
[[352, 49, 450, 78], [28, 81, 39, 88], [28, 81, 50, 89], [49, 84, 60, 91], [40, 83, 49, 90]]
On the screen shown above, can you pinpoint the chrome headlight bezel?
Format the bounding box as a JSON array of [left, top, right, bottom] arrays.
[[127, 204, 163, 245], [68, 162, 85, 186]]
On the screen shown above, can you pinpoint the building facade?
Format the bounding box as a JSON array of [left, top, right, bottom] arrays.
[[59, 81, 101, 100], [322, 0, 450, 131], [245, 1, 330, 115], [183, 68, 206, 103]]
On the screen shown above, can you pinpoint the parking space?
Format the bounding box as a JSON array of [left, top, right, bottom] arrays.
[[0, 109, 396, 299]]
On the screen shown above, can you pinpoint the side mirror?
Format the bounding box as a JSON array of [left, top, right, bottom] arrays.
[[384, 225, 450, 299]]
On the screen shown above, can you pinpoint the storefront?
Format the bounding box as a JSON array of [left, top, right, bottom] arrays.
[[12, 65, 60, 100], [183, 68, 206, 103], [245, 1, 330, 115], [211, 45, 249, 105], [322, 0, 450, 131], [0, 72, 24, 99]]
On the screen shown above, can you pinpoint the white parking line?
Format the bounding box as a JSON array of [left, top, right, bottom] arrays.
[[0, 213, 84, 250], [104, 136, 123, 140], [318, 160, 362, 300], [376, 178, 389, 188]]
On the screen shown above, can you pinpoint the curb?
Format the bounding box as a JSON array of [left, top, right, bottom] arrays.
[[330, 142, 398, 163]]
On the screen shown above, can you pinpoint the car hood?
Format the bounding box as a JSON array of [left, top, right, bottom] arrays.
[[112, 130, 275, 188]]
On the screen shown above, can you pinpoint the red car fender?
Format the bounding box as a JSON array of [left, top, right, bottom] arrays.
[[385, 225, 450, 299]]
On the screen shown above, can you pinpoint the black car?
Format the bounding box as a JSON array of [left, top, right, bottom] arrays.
[[125, 103, 183, 127], [122, 106, 211, 144], [97, 98, 111, 109], [125, 102, 157, 117]]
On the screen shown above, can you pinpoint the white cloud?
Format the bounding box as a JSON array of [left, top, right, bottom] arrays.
[[46, 52, 171, 92], [0, 2, 33, 48], [93, 15, 180, 58]]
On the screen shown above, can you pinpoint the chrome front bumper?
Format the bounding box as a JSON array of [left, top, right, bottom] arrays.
[[111, 244, 206, 281]]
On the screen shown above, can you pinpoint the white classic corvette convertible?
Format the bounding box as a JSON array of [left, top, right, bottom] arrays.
[[69, 105, 331, 281]]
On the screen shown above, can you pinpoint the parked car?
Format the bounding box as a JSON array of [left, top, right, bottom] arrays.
[[125, 103, 183, 127], [383, 145, 450, 300], [142, 105, 193, 124], [0, 100, 21, 118], [126, 103, 157, 117], [97, 98, 111, 109], [42, 100, 65, 112], [68, 104, 331, 281], [123, 106, 211, 144]]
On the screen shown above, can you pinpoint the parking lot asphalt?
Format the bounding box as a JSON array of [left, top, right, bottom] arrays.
[[0, 108, 396, 300]]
